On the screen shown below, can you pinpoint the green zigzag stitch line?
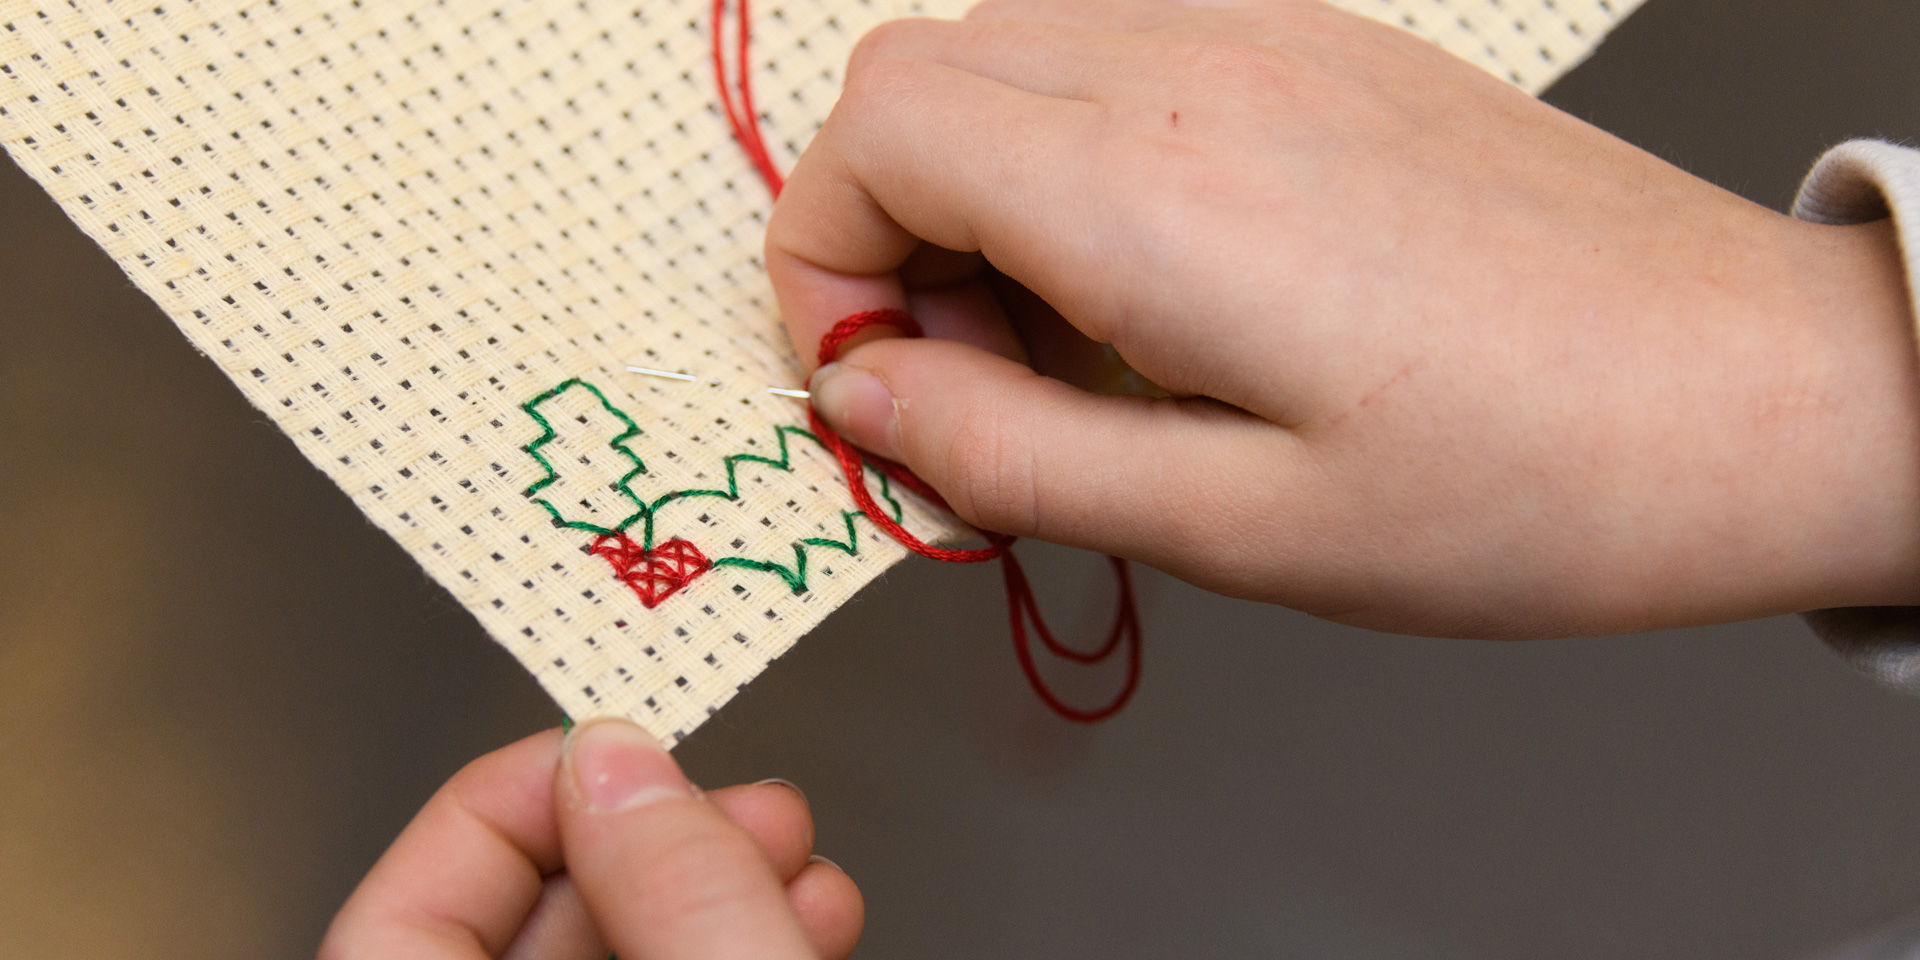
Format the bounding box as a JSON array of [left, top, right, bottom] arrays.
[[519, 377, 906, 595]]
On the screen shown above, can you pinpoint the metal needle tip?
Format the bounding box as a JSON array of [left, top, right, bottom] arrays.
[[625, 365, 698, 382]]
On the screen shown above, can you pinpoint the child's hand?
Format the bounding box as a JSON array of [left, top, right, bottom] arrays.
[[319, 724, 861, 959], [767, 0, 1920, 639]]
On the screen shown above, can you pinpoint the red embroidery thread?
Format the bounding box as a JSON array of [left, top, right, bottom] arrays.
[[813, 312, 1144, 722], [711, 0, 785, 197], [591, 533, 714, 608], [713, 0, 1142, 722]]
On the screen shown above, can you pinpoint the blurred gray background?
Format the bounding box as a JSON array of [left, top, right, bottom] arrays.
[[5, 0, 1920, 957]]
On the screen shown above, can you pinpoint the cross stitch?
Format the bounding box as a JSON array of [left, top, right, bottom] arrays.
[[519, 376, 910, 603], [0, 0, 1650, 742], [592, 534, 714, 608]]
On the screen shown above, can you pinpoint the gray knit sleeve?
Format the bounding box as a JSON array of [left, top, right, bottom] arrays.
[[1795, 140, 1920, 696]]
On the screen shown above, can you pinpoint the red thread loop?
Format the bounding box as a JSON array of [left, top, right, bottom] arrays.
[[713, 0, 1141, 722], [810, 311, 1143, 723], [807, 310, 1005, 563]]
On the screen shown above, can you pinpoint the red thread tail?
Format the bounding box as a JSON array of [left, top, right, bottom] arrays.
[[713, 0, 785, 197]]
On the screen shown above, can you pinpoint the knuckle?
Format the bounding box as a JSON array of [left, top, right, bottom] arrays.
[[835, 52, 923, 123], [934, 390, 1043, 536], [845, 20, 917, 80]]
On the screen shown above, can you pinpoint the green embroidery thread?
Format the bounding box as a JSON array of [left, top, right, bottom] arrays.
[[519, 378, 905, 598], [521, 377, 649, 537]]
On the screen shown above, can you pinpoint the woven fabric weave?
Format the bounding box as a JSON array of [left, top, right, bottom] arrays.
[[0, 0, 1644, 743]]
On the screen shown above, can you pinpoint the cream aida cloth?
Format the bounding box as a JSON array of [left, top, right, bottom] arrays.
[[0, 0, 1646, 743]]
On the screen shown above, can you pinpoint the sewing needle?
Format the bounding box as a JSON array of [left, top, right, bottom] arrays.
[[628, 364, 810, 400]]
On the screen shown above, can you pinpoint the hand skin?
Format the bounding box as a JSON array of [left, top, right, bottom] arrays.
[[317, 723, 862, 960], [767, 0, 1920, 640]]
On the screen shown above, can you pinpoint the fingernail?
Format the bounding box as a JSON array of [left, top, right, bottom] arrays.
[[808, 854, 846, 873], [809, 362, 903, 460], [566, 718, 694, 813], [754, 777, 809, 807]]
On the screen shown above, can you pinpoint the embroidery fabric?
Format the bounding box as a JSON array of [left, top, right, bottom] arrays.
[[0, 0, 1646, 743]]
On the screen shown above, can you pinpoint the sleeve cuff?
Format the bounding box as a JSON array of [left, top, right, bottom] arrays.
[[1796, 139, 1920, 316], [1795, 140, 1920, 696]]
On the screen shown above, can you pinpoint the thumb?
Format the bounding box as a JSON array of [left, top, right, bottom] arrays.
[[808, 336, 1290, 564], [556, 718, 816, 960]]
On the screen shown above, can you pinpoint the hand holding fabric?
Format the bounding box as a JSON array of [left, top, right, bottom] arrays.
[[768, 0, 1920, 640], [319, 725, 861, 959]]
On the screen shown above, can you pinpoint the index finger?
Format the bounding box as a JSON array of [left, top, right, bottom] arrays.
[[765, 51, 1100, 369], [318, 729, 566, 959]]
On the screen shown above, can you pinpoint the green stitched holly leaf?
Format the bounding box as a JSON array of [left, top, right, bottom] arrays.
[[521, 379, 648, 536]]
